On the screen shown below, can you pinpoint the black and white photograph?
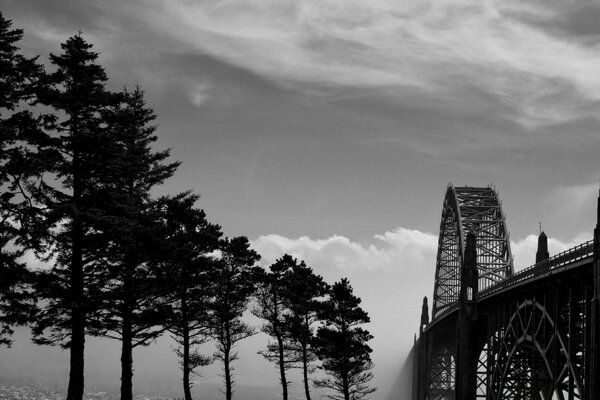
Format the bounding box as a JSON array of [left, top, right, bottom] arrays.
[[1, 1, 600, 399]]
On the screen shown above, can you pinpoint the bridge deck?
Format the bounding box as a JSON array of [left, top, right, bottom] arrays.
[[427, 239, 594, 330]]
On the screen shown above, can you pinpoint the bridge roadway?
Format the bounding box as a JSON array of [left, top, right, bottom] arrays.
[[410, 185, 600, 400]]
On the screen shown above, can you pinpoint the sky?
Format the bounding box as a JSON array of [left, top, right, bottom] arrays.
[[2, 0, 600, 399]]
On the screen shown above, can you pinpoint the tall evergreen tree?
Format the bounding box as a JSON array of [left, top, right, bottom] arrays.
[[285, 260, 328, 400], [28, 33, 118, 400], [313, 278, 376, 400], [159, 193, 221, 400], [254, 255, 328, 400], [253, 255, 296, 400], [92, 86, 180, 400], [0, 11, 41, 345], [209, 237, 260, 400]]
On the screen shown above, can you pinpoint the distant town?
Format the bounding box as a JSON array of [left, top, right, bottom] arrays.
[[0, 384, 173, 400]]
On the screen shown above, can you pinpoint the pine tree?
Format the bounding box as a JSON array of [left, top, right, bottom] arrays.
[[209, 237, 260, 400], [253, 255, 296, 400], [159, 193, 222, 400], [91, 86, 180, 400], [0, 11, 40, 345], [313, 278, 376, 400], [28, 33, 119, 400], [285, 260, 328, 400], [254, 255, 328, 400]]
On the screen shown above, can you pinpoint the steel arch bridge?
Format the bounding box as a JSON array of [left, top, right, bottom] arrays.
[[410, 185, 600, 400], [433, 186, 513, 318]]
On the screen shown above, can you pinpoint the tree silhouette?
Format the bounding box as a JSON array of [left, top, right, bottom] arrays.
[[285, 259, 328, 400], [209, 237, 259, 400], [253, 255, 296, 400], [27, 33, 119, 400], [160, 194, 222, 400], [91, 86, 180, 400], [313, 278, 376, 400], [0, 11, 41, 346]]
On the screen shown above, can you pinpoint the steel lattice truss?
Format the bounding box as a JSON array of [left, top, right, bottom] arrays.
[[429, 347, 456, 400], [432, 186, 513, 317], [487, 299, 584, 399]]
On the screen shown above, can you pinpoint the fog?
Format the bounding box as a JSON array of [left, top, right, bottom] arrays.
[[0, 226, 561, 399]]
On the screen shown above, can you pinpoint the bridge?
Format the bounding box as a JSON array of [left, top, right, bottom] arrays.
[[410, 185, 600, 400]]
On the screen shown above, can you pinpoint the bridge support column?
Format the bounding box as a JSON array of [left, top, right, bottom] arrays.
[[587, 190, 600, 399], [413, 297, 431, 400], [456, 232, 478, 400]]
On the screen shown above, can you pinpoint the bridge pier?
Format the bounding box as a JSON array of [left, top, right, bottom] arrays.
[[587, 189, 600, 399], [455, 232, 478, 400], [413, 297, 430, 400]]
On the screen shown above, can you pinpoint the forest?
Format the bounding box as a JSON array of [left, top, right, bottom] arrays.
[[0, 12, 376, 400]]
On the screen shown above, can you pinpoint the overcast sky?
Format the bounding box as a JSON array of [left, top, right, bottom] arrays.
[[2, 0, 600, 398]]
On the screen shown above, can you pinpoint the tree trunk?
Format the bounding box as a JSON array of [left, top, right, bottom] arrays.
[[120, 271, 134, 400], [342, 373, 349, 400], [182, 295, 193, 400], [224, 322, 233, 400], [183, 332, 192, 400], [276, 334, 288, 400], [224, 350, 232, 400], [67, 294, 85, 400], [67, 160, 85, 400], [301, 342, 311, 400]]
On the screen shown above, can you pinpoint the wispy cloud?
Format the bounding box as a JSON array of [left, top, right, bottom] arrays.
[[9, 0, 600, 127], [188, 80, 211, 107], [129, 0, 600, 126]]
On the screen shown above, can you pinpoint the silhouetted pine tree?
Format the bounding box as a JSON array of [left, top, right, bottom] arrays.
[[254, 255, 328, 400], [285, 259, 328, 400], [209, 237, 260, 400], [0, 11, 41, 345], [159, 193, 222, 400], [27, 33, 119, 400], [313, 278, 376, 400], [91, 86, 180, 400], [253, 255, 296, 400]]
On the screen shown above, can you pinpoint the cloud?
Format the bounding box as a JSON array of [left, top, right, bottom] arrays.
[[252, 224, 593, 273], [510, 232, 592, 271], [8, 0, 600, 128], [131, 0, 600, 127], [251, 227, 438, 272], [188, 81, 211, 107]]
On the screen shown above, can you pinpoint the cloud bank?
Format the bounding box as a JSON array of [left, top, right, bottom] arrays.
[[252, 226, 592, 276], [252, 227, 438, 272]]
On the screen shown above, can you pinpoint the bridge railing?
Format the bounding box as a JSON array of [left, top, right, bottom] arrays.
[[477, 239, 594, 299]]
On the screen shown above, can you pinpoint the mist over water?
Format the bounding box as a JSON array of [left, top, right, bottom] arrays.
[[1, 323, 416, 400]]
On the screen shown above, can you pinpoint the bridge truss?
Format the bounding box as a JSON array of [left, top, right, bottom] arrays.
[[433, 186, 513, 317], [412, 185, 600, 400]]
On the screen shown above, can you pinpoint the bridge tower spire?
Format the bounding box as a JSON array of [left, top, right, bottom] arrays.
[[536, 230, 549, 264], [420, 297, 429, 335]]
